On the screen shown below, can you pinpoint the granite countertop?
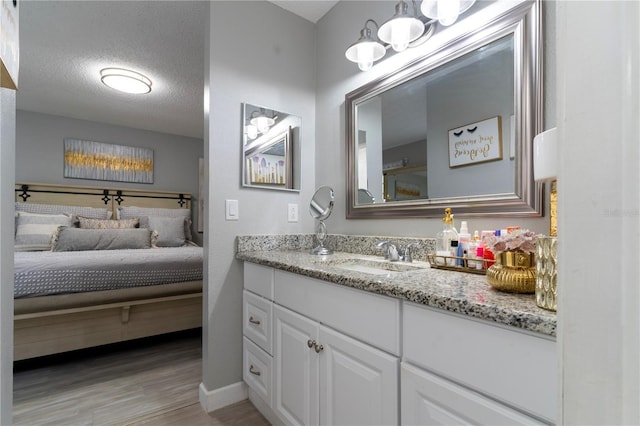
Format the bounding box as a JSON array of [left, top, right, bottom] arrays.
[[237, 249, 557, 337]]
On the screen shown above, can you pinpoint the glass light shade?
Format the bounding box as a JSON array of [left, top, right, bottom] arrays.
[[100, 68, 152, 94], [346, 40, 386, 71], [378, 16, 425, 52], [346, 25, 386, 71], [420, 0, 475, 26], [246, 124, 258, 140], [250, 115, 275, 133], [533, 127, 558, 182]]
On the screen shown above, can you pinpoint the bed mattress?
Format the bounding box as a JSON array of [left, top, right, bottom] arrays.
[[15, 246, 203, 298]]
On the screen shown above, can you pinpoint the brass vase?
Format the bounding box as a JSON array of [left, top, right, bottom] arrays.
[[486, 251, 536, 293]]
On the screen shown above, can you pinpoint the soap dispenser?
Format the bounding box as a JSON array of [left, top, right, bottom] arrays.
[[436, 208, 454, 265]]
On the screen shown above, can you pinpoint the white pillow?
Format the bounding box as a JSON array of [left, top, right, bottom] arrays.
[[15, 212, 73, 251], [15, 202, 112, 219]]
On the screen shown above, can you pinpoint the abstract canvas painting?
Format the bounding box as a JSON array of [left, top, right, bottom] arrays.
[[64, 138, 154, 184]]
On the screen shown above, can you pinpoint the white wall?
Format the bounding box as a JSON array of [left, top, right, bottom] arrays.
[[203, 0, 316, 395], [0, 89, 16, 424], [315, 0, 555, 236], [556, 1, 640, 423], [15, 110, 204, 243]]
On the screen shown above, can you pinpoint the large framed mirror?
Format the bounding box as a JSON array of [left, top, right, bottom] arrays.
[[346, 1, 542, 218], [242, 103, 301, 191]]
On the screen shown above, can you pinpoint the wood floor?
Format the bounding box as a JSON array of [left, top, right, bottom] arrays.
[[13, 330, 270, 426]]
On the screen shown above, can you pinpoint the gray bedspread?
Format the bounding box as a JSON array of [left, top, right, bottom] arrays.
[[15, 246, 203, 298]]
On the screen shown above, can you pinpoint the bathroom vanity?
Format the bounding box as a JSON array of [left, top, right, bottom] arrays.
[[237, 239, 556, 425]]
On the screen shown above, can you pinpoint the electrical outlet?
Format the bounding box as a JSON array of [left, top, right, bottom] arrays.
[[288, 203, 298, 222]]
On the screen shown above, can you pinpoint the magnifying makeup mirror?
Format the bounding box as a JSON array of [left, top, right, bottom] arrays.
[[309, 186, 335, 255]]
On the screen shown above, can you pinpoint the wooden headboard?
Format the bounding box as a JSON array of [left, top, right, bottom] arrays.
[[15, 182, 191, 216]]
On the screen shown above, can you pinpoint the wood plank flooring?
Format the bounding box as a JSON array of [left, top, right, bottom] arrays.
[[13, 330, 270, 426]]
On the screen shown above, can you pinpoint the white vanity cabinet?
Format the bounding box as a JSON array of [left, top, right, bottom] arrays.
[[243, 262, 556, 425], [243, 262, 400, 425], [402, 302, 556, 425], [273, 304, 399, 426]]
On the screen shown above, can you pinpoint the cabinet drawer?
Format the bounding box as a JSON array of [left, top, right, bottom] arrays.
[[401, 362, 544, 425], [275, 269, 401, 355], [403, 303, 555, 423], [243, 337, 273, 407], [244, 263, 274, 300], [243, 290, 273, 355]]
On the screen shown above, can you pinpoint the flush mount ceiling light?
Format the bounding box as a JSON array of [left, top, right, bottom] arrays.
[[420, 0, 476, 26], [100, 68, 152, 94], [378, 0, 425, 52]]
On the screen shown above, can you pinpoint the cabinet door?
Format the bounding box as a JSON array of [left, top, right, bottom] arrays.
[[319, 325, 399, 426], [274, 305, 319, 425], [401, 363, 544, 425]]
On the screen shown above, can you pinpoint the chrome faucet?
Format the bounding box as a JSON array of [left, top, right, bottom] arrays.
[[376, 240, 399, 261], [400, 243, 419, 263]]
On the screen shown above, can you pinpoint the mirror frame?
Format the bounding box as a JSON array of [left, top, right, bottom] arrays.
[[241, 102, 301, 192], [345, 0, 543, 219]]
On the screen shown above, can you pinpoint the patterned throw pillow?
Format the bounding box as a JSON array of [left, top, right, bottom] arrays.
[[15, 212, 73, 251], [78, 217, 139, 229]]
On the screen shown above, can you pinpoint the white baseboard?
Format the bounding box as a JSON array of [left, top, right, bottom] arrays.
[[199, 381, 248, 413]]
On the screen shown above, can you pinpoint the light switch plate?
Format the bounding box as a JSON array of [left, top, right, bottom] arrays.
[[288, 203, 298, 222], [225, 199, 239, 221]]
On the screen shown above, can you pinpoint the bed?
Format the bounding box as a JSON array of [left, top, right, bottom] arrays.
[[13, 183, 203, 361]]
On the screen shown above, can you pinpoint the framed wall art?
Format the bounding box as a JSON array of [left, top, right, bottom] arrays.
[[63, 138, 154, 184]]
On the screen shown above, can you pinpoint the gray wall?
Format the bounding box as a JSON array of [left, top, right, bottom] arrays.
[[315, 0, 556, 236], [0, 88, 16, 424], [203, 0, 316, 391], [15, 110, 204, 243]]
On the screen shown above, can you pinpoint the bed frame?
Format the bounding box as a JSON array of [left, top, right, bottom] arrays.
[[13, 182, 203, 361]]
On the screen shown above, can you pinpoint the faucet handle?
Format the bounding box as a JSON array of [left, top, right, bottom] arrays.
[[402, 243, 419, 262]]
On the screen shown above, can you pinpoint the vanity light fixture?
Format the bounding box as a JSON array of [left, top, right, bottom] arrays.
[[346, 0, 475, 71], [378, 0, 425, 52], [345, 19, 387, 72], [250, 109, 276, 134], [100, 68, 152, 94], [420, 0, 476, 26], [247, 108, 278, 137]]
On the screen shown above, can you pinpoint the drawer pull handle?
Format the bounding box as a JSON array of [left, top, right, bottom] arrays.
[[249, 316, 261, 325], [314, 343, 324, 353], [249, 365, 261, 376], [307, 339, 316, 348]]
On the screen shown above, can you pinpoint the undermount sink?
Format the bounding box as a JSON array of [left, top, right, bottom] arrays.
[[320, 258, 428, 276]]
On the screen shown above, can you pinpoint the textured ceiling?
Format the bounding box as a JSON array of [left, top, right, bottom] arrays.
[[18, 1, 208, 139], [17, 1, 336, 140]]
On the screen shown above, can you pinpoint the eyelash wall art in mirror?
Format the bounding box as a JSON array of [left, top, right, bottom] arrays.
[[241, 103, 301, 192]]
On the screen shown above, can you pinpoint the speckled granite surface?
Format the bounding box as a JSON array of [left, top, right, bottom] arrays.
[[236, 235, 556, 337]]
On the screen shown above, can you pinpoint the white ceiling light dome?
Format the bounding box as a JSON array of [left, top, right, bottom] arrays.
[[100, 68, 152, 94]]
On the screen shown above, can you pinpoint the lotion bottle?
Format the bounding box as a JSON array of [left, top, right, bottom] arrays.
[[457, 221, 471, 266]]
